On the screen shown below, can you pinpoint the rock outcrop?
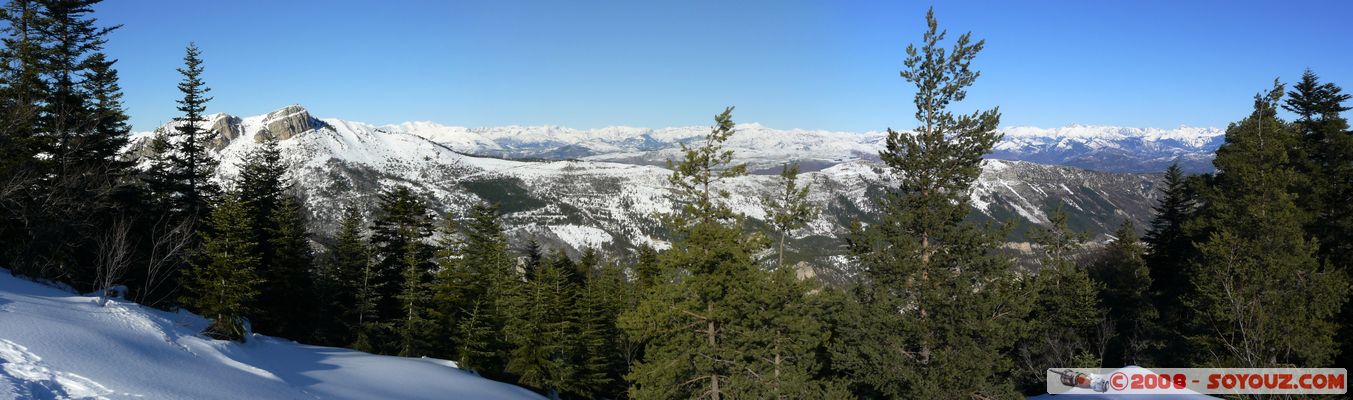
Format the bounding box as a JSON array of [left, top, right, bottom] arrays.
[[254, 105, 325, 142]]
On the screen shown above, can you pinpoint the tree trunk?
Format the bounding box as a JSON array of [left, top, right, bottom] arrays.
[[708, 302, 720, 400]]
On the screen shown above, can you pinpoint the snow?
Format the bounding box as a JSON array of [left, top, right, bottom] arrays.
[[0, 268, 545, 400]]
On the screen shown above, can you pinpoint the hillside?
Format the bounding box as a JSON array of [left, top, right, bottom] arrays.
[[124, 106, 1171, 268], [0, 268, 544, 400]]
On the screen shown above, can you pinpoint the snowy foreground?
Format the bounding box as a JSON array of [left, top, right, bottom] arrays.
[[0, 269, 544, 400]]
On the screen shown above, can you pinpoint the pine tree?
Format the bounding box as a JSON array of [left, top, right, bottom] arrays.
[[37, 0, 116, 168], [505, 255, 576, 397], [1283, 70, 1353, 369], [369, 185, 435, 349], [396, 236, 434, 357], [180, 192, 262, 341], [1141, 162, 1200, 366], [761, 162, 817, 268], [1018, 207, 1102, 393], [352, 248, 386, 354], [77, 52, 129, 165], [0, 0, 46, 176], [314, 206, 367, 346], [575, 259, 632, 398], [456, 299, 498, 374], [838, 8, 1027, 398], [1088, 220, 1157, 367], [259, 196, 315, 339], [621, 107, 834, 398], [234, 139, 311, 338], [434, 202, 514, 377], [1186, 82, 1347, 368], [634, 244, 661, 291], [161, 42, 218, 220]]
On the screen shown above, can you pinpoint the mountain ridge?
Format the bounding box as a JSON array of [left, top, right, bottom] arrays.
[[124, 105, 1179, 272]]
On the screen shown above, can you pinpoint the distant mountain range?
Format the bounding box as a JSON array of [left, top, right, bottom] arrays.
[[124, 105, 1216, 274]]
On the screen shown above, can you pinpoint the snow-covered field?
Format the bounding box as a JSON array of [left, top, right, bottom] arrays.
[[0, 269, 544, 400]]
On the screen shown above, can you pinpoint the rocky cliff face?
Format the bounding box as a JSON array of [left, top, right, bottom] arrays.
[[254, 105, 326, 142]]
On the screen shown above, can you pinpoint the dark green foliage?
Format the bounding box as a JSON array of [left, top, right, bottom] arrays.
[[258, 196, 315, 339], [505, 255, 577, 396], [839, 8, 1028, 398], [1284, 70, 1353, 369], [634, 244, 661, 291], [0, 0, 134, 293], [396, 237, 435, 357], [180, 192, 262, 341], [1141, 162, 1201, 366], [1088, 220, 1158, 367], [237, 139, 315, 338], [1017, 207, 1102, 393], [621, 107, 836, 399], [762, 162, 817, 268], [368, 185, 435, 351], [313, 207, 368, 347], [431, 202, 513, 376], [1186, 82, 1347, 368], [153, 43, 219, 221]]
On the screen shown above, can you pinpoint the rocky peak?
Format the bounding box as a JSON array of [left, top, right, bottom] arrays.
[[254, 105, 327, 142]]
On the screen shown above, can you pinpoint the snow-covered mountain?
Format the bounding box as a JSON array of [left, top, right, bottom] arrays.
[[375, 120, 1222, 174], [0, 268, 544, 400], [125, 105, 1176, 272]]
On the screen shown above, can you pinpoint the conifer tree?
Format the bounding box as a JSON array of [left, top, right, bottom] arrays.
[[1187, 82, 1347, 368], [633, 244, 661, 291], [456, 299, 498, 374], [761, 162, 817, 268], [434, 202, 514, 376], [0, 0, 46, 175], [37, 0, 115, 167], [315, 206, 367, 346], [396, 236, 435, 357], [1283, 70, 1353, 368], [621, 107, 832, 399], [352, 250, 385, 354], [505, 254, 576, 397], [369, 185, 435, 343], [1088, 220, 1157, 367], [576, 259, 632, 398], [259, 196, 315, 339], [1141, 162, 1200, 366], [838, 8, 1027, 398], [1018, 207, 1102, 392], [78, 52, 129, 165], [233, 139, 314, 338], [180, 192, 262, 341], [160, 42, 218, 220]]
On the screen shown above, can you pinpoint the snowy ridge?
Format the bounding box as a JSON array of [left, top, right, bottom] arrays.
[[124, 105, 1170, 270], [0, 269, 544, 400]]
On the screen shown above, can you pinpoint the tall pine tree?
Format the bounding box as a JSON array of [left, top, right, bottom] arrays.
[[838, 8, 1028, 398], [156, 42, 218, 220], [1088, 220, 1158, 367], [1186, 82, 1347, 368], [180, 192, 262, 341], [1018, 207, 1102, 393], [761, 162, 817, 268]]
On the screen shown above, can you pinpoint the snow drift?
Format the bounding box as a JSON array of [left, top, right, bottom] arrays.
[[0, 268, 544, 400]]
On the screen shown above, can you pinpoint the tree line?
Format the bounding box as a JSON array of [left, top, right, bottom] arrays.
[[1, 3, 1348, 399]]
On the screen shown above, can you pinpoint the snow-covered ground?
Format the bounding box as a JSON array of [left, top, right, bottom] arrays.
[[0, 268, 544, 400]]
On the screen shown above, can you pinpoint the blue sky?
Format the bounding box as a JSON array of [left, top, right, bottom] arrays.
[[95, 0, 1352, 132]]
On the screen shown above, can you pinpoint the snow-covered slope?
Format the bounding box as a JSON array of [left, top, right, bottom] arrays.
[[124, 106, 1169, 273], [0, 268, 545, 400], [376, 121, 1222, 173]]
